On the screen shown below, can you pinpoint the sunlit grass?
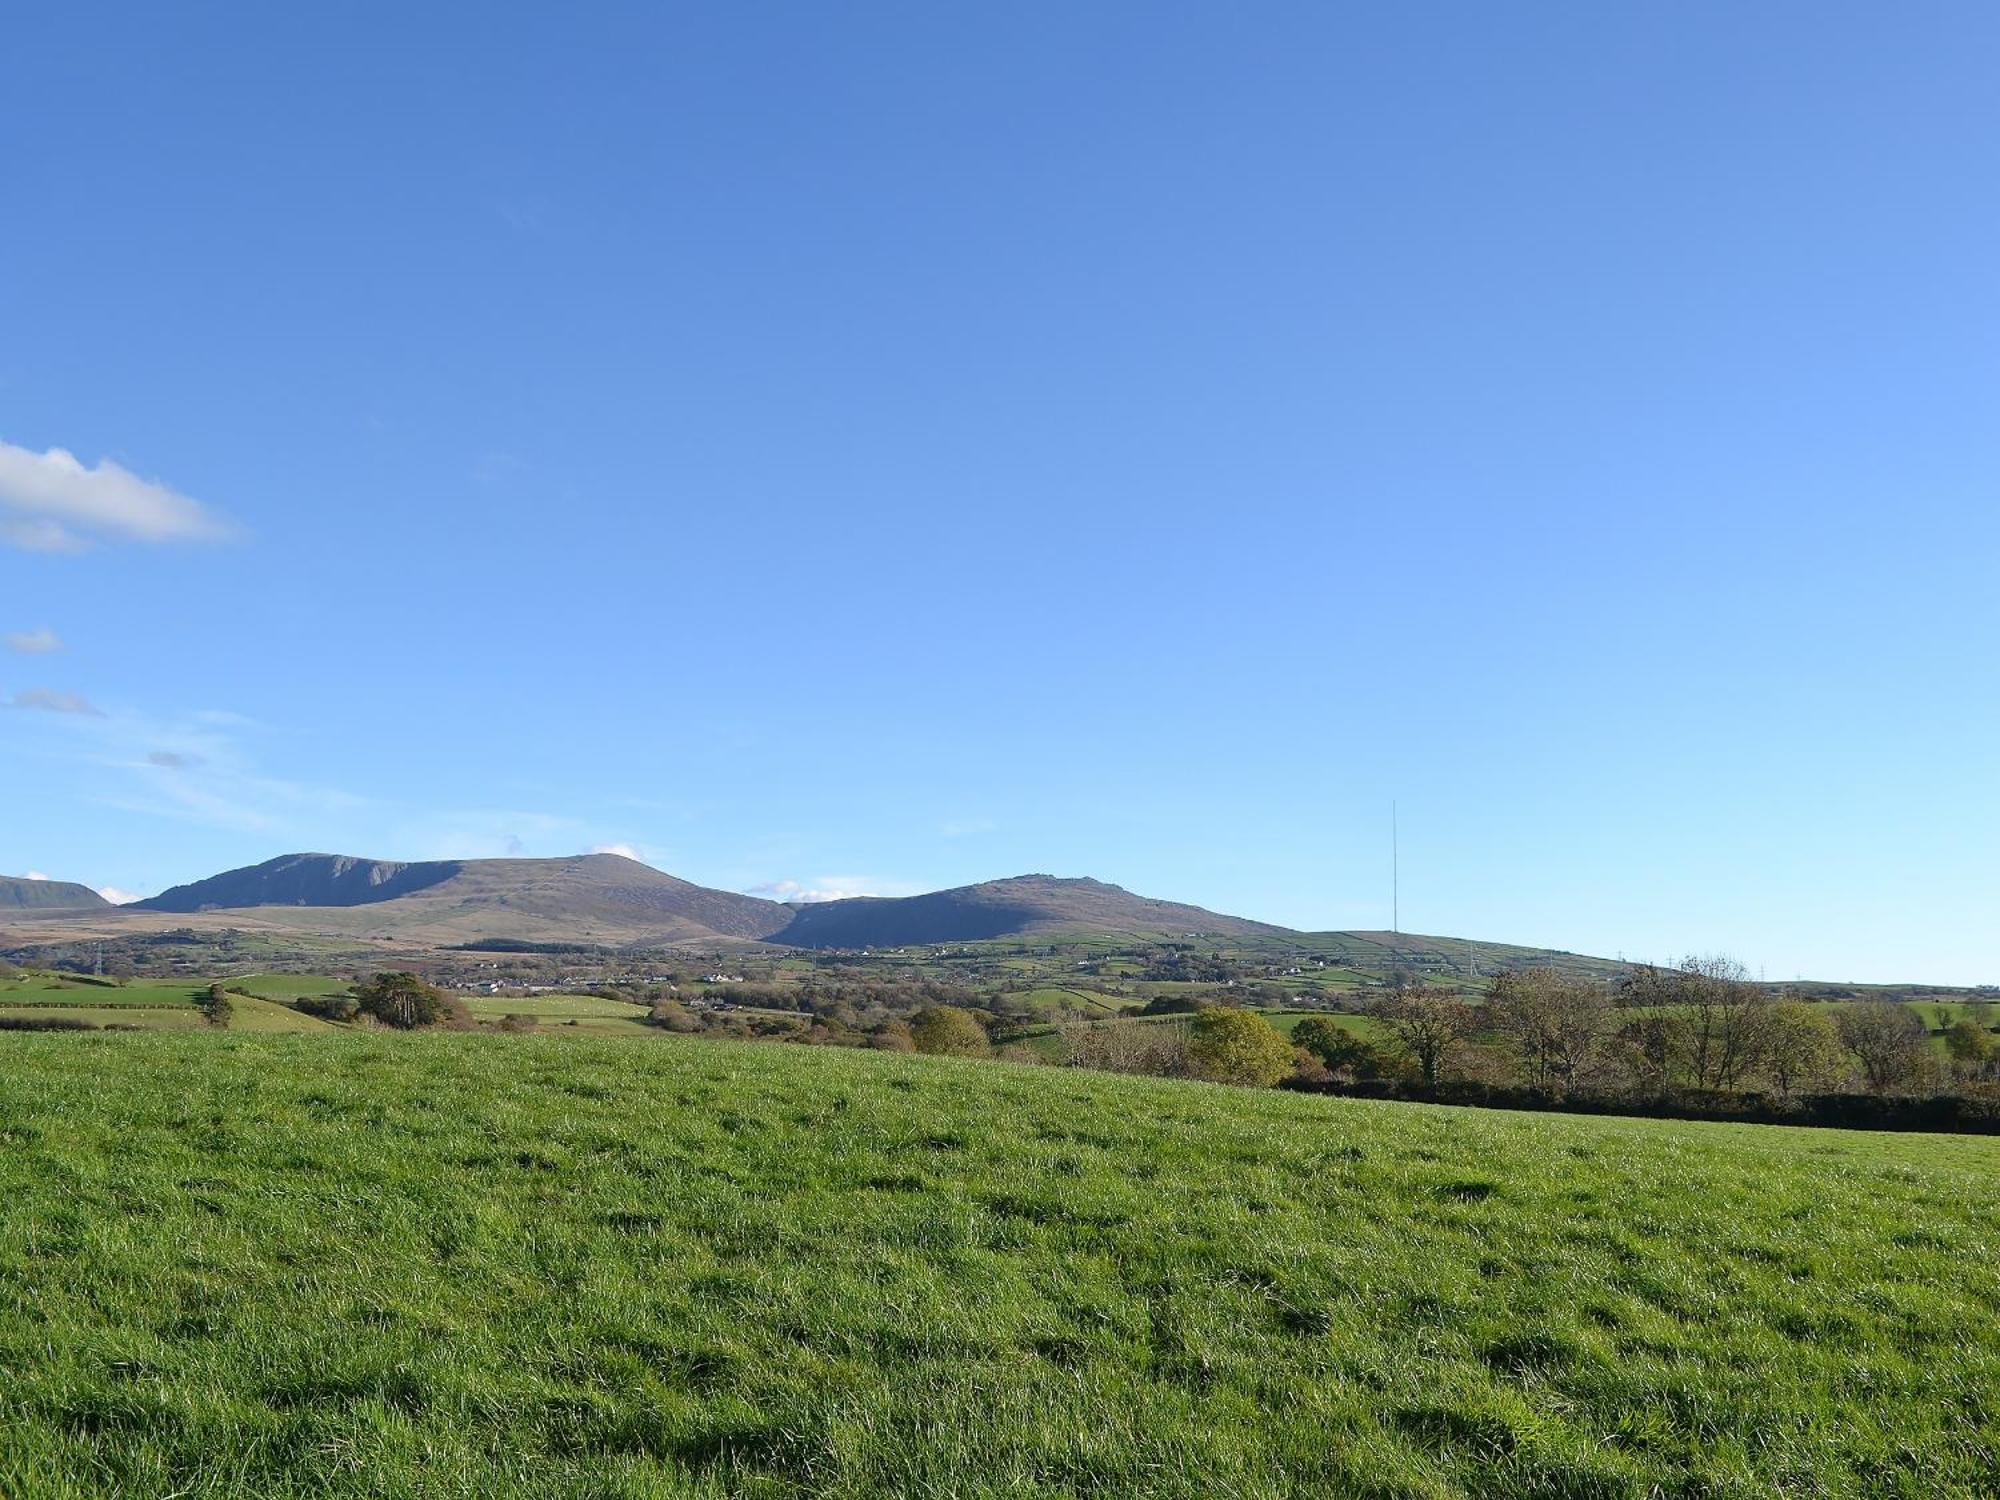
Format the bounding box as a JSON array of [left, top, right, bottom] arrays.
[[0, 1032, 1994, 1497]]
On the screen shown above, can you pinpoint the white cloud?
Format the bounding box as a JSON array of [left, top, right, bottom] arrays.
[[95, 886, 142, 905], [24, 870, 49, 881], [4, 628, 61, 654], [590, 842, 646, 862], [0, 440, 233, 551], [11, 689, 104, 716], [746, 875, 898, 904]]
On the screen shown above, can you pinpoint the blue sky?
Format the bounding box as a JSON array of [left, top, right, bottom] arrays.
[[3, 4, 1996, 983]]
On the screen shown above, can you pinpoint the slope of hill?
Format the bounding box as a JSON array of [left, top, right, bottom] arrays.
[[771, 874, 1285, 948], [132, 852, 792, 946], [0, 876, 110, 911], [137, 853, 462, 911], [0, 1031, 1992, 1497]]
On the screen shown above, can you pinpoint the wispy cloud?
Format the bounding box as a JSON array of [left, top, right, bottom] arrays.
[[0, 440, 233, 551], [941, 817, 997, 838], [95, 886, 142, 905], [11, 689, 104, 716], [590, 842, 647, 862], [5, 694, 365, 836], [4, 627, 61, 653], [746, 875, 910, 904], [23, 870, 49, 881]]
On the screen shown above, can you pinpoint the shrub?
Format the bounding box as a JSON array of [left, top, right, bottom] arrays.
[[870, 1023, 916, 1053], [909, 1006, 990, 1057], [647, 999, 701, 1033], [294, 994, 360, 1022], [1185, 1007, 1294, 1088], [1063, 1020, 1187, 1077]]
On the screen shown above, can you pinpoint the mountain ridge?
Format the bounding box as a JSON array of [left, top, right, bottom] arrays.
[[0, 876, 112, 912], [57, 852, 1282, 948]]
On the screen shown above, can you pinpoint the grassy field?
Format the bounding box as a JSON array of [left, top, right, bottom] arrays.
[[0, 974, 209, 1029], [230, 972, 353, 999], [0, 1034, 1995, 1497], [461, 992, 648, 1020]]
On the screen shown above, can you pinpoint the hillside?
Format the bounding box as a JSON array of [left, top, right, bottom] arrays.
[[773, 874, 1284, 947], [16, 857, 1286, 951], [0, 1032, 1992, 1496], [137, 853, 462, 911], [0, 876, 109, 911], [133, 851, 792, 946]]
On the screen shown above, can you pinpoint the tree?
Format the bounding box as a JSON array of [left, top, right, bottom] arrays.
[[909, 1005, 989, 1057], [1292, 1017, 1392, 1080], [1837, 1004, 1928, 1094], [1184, 1007, 1294, 1087], [1485, 969, 1610, 1091], [1618, 956, 1775, 1090], [1611, 1008, 1689, 1096], [1371, 986, 1477, 1087], [1944, 1019, 1995, 1075], [1760, 1000, 1843, 1096], [354, 972, 452, 1029]]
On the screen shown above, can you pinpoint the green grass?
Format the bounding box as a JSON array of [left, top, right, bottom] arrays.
[[461, 992, 647, 1021], [222, 992, 340, 1033], [1007, 986, 1131, 1016], [231, 972, 351, 999], [0, 976, 207, 1010], [0, 1033, 1996, 1498]]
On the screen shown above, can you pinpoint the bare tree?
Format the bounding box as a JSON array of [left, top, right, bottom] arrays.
[[1621, 956, 1774, 1089], [1837, 1003, 1929, 1094], [1486, 968, 1610, 1091], [1062, 1019, 1187, 1077]]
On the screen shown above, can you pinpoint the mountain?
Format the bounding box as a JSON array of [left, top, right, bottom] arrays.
[[771, 875, 1284, 948], [103, 857, 1280, 949], [0, 876, 111, 911], [135, 852, 791, 945], [138, 853, 461, 911]]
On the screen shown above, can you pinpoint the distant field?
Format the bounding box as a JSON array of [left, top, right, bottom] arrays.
[[0, 1033, 1993, 1497], [1007, 986, 1130, 1016], [223, 992, 339, 1033], [231, 972, 351, 999], [462, 992, 647, 1020], [0, 974, 209, 1030], [0, 975, 206, 1009]]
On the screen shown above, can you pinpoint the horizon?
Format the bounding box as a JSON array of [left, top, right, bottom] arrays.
[[6, 6, 1999, 986], [0, 845, 1977, 988]]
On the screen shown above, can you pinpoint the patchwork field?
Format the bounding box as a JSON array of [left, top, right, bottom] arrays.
[[0, 1033, 1994, 1497], [0, 973, 209, 1029]]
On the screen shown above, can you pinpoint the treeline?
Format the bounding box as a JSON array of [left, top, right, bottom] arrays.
[[1049, 957, 2000, 1133], [1343, 959, 1995, 1100]]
